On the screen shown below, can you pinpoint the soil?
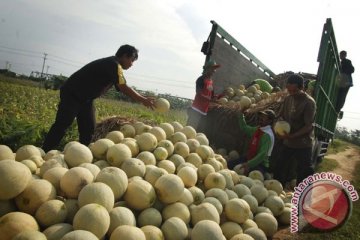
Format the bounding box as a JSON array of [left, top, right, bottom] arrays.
[[271, 145, 360, 240]]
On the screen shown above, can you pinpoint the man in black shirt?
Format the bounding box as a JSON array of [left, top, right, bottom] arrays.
[[42, 45, 155, 152], [336, 50, 355, 112]]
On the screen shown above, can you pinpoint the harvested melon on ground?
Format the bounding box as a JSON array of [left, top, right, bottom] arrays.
[[124, 179, 156, 210], [155, 174, 184, 204], [154, 98, 170, 113], [136, 132, 158, 152], [0, 212, 39, 240], [0, 145, 14, 160]]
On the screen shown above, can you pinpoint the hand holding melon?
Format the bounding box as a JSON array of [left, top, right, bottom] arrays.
[[154, 98, 170, 113], [274, 120, 291, 137]]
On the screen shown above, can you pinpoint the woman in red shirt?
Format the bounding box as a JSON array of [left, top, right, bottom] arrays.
[[187, 59, 221, 132]]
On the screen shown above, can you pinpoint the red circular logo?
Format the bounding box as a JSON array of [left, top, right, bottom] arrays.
[[299, 181, 352, 231]]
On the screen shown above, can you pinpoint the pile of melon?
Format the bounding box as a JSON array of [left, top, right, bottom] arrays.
[[216, 81, 281, 110], [0, 121, 293, 240]]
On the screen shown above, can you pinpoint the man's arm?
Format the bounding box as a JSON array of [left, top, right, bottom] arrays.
[[117, 84, 154, 108], [238, 112, 256, 137]]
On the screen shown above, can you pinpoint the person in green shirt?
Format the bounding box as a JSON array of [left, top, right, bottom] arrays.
[[228, 109, 275, 176]]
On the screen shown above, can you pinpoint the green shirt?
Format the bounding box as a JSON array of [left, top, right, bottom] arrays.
[[238, 113, 273, 169]]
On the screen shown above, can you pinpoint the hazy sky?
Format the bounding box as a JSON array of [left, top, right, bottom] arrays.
[[1, 0, 359, 130]]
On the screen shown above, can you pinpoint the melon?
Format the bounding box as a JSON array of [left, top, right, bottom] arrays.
[[196, 145, 214, 161], [239, 96, 252, 109], [180, 126, 197, 139], [154, 98, 170, 113], [157, 160, 176, 174], [253, 212, 278, 237], [137, 207, 162, 227], [61, 230, 98, 240], [161, 217, 188, 240], [264, 179, 283, 195], [0, 145, 14, 160], [248, 170, 264, 182], [144, 167, 168, 187], [136, 132, 158, 152], [241, 195, 258, 213], [178, 188, 194, 206], [185, 153, 203, 167], [250, 185, 268, 205], [195, 134, 209, 145], [225, 199, 251, 224], [15, 145, 42, 161], [106, 143, 132, 167], [191, 220, 224, 240], [39, 159, 63, 177], [15, 179, 56, 215], [137, 151, 157, 165], [121, 138, 140, 157], [162, 202, 190, 224], [154, 174, 184, 204], [244, 227, 267, 240], [121, 158, 146, 178], [203, 197, 223, 215], [60, 167, 94, 199], [43, 223, 73, 240], [274, 121, 291, 136], [188, 186, 205, 205], [120, 124, 136, 138], [159, 123, 175, 139], [20, 159, 37, 174], [173, 142, 190, 158], [278, 206, 291, 225], [191, 202, 220, 225], [78, 182, 114, 211], [94, 167, 127, 200], [79, 163, 100, 178], [169, 154, 186, 168], [0, 160, 32, 200], [169, 132, 187, 144], [64, 199, 79, 224], [12, 230, 46, 240], [64, 143, 93, 168], [105, 131, 124, 143], [35, 199, 67, 228], [171, 121, 183, 132], [149, 127, 167, 142], [124, 179, 156, 210], [90, 138, 114, 159], [153, 147, 168, 161], [157, 139, 174, 156], [73, 203, 110, 239], [205, 188, 229, 206], [198, 163, 215, 181], [0, 212, 39, 240], [110, 225, 146, 240], [108, 207, 136, 235], [263, 195, 285, 216], [177, 166, 198, 187], [220, 221, 243, 240], [186, 139, 201, 153], [204, 172, 226, 190], [140, 225, 164, 240], [253, 79, 273, 93]]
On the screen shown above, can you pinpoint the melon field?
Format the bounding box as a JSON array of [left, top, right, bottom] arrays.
[[1, 75, 359, 240]]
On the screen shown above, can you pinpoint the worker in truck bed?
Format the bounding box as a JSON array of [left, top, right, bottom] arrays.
[[187, 59, 223, 133], [336, 50, 355, 112], [273, 74, 316, 189], [227, 109, 275, 177]]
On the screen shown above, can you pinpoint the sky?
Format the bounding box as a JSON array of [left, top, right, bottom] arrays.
[[0, 0, 359, 130]]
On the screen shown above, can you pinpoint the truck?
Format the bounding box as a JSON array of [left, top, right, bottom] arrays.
[[199, 18, 341, 165]]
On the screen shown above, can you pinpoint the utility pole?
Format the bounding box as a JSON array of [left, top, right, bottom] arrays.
[[46, 65, 50, 74], [41, 53, 48, 78]]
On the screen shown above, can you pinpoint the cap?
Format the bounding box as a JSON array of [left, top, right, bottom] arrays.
[[258, 109, 276, 121], [203, 59, 221, 70]]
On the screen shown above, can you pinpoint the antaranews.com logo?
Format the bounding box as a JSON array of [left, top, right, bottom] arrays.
[[291, 172, 359, 233]]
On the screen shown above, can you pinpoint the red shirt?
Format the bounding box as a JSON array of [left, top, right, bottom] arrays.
[[191, 76, 214, 115]]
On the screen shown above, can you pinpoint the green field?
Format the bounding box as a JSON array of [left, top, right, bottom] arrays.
[[0, 75, 187, 150]]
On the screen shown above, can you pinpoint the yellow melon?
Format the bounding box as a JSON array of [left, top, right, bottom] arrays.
[[124, 179, 156, 210], [159, 123, 175, 139], [137, 151, 156, 165], [188, 186, 205, 205], [121, 158, 146, 178], [171, 121, 184, 132], [161, 217, 188, 240], [0, 212, 39, 240], [186, 139, 201, 153], [90, 138, 114, 159], [61, 230, 98, 240], [144, 166, 168, 187], [106, 143, 132, 167], [13, 230, 47, 240], [205, 188, 229, 206], [35, 199, 67, 228], [253, 212, 278, 237], [121, 138, 140, 157], [95, 167, 128, 200], [157, 160, 176, 174], [73, 203, 110, 239], [15, 179, 56, 215], [137, 207, 162, 227], [169, 154, 186, 168], [149, 127, 167, 142], [203, 197, 223, 215], [140, 225, 164, 240], [64, 143, 93, 168], [197, 163, 215, 181], [154, 98, 170, 113], [154, 174, 184, 204], [274, 121, 291, 136], [20, 159, 37, 174], [0, 145, 14, 160], [244, 227, 267, 240], [0, 160, 32, 200], [43, 223, 73, 240], [105, 131, 124, 143], [108, 206, 136, 235], [162, 202, 190, 224], [120, 124, 136, 138], [204, 172, 226, 190], [191, 220, 224, 240], [60, 167, 94, 199], [177, 166, 198, 187], [153, 147, 168, 161], [191, 202, 220, 225], [136, 132, 158, 152], [15, 145, 42, 161], [78, 182, 114, 211], [220, 221, 243, 240], [180, 126, 197, 139], [110, 225, 146, 240], [157, 139, 174, 156], [225, 199, 251, 224]]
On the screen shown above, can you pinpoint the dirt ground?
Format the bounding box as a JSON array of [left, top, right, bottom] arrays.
[[271, 145, 360, 240]]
